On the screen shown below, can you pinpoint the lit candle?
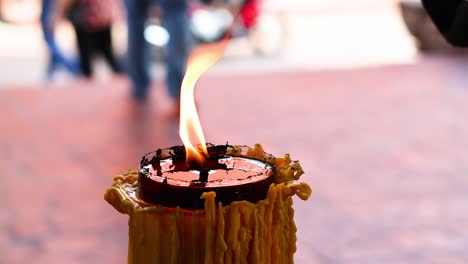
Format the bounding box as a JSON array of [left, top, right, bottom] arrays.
[[105, 37, 311, 264], [105, 144, 311, 263]]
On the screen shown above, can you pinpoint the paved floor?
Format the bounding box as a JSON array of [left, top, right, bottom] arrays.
[[1, 54, 468, 263]]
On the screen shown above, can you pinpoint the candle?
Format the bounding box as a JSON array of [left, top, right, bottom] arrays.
[[105, 31, 311, 263], [105, 143, 311, 263]]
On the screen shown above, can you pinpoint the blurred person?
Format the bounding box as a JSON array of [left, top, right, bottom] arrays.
[[41, 0, 80, 80], [124, 0, 193, 105], [193, 0, 260, 42], [422, 0, 468, 46], [57, 0, 122, 78]]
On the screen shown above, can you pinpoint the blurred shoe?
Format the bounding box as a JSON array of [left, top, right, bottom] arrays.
[[126, 96, 152, 121], [131, 90, 149, 104], [164, 100, 181, 120]]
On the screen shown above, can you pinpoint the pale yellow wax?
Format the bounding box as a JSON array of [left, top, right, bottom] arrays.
[[105, 144, 311, 264]]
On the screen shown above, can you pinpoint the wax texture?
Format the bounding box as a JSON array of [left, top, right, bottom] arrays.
[[105, 145, 311, 264]]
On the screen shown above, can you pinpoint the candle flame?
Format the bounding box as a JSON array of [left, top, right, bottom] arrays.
[[179, 39, 228, 166]]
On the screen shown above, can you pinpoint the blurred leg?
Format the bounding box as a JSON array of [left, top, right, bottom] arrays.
[[41, 0, 60, 79], [162, 0, 193, 100], [49, 41, 81, 76], [96, 28, 122, 74], [124, 0, 151, 101], [75, 28, 93, 77], [41, 0, 80, 78]]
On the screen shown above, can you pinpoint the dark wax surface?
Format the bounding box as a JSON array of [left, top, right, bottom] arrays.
[[137, 144, 276, 209], [147, 157, 272, 187]]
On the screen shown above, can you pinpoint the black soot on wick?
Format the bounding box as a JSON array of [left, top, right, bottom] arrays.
[[187, 155, 210, 184]]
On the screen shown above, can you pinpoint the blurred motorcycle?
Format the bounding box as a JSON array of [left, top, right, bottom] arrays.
[[144, 0, 285, 59]]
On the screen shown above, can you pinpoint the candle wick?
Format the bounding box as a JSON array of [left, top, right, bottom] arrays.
[[198, 169, 209, 182], [187, 157, 210, 184]]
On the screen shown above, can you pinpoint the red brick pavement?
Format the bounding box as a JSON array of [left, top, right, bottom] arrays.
[[2, 56, 468, 263]]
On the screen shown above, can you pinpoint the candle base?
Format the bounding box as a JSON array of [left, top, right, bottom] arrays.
[[105, 144, 311, 264]]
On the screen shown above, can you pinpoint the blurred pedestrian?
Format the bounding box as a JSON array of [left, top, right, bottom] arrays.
[[422, 0, 468, 46], [41, 0, 80, 80], [124, 0, 193, 105], [57, 0, 122, 78]]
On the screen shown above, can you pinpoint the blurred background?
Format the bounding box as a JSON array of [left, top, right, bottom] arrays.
[[0, 0, 420, 84], [1, 0, 468, 263]]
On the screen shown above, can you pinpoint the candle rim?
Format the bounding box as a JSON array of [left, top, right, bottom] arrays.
[[140, 143, 277, 168], [137, 144, 277, 209]]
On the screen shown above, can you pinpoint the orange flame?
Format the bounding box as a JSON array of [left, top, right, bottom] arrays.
[[179, 40, 228, 166]]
